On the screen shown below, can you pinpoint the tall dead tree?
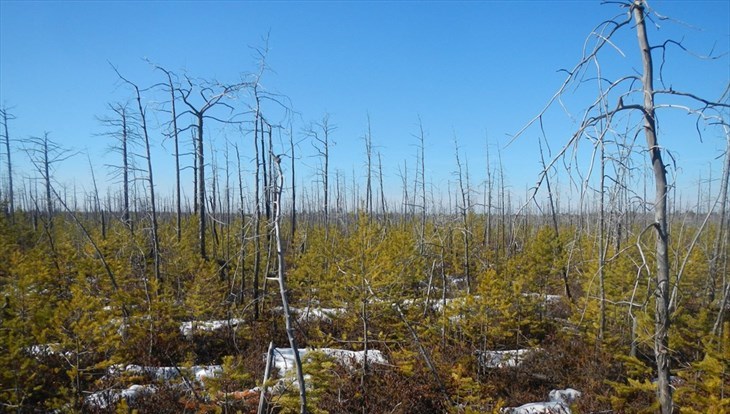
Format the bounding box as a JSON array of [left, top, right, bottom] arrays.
[[453, 137, 472, 294], [155, 65, 183, 242], [271, 152, 307, 413], [99, 103, 133, 232], [24, 133, 73, 258], [1, 107, 15, 221], [308, 114, 335, 229], [512, 2, 728, 412], [364, 116, 373, 216], [416, 119, 427, 254], [114, 69, 162, 284], [289, 125, 297, 242], [179, 77, 239, 260], [377, 152, 387, 216]]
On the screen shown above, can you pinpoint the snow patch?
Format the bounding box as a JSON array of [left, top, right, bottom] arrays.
[[548, 388, 581, 404], [522, 293, 563, 304], [107, 364, 222, 383], [272, 347, 387, 378], [179, 318, 245, 337], [272, 306, 346, 323], [85, 384, 156, 409], [293, 307, 345, 323], [501, 401, 571, 414], [477, 349, 534, 369], [502, 388, 581, 414]]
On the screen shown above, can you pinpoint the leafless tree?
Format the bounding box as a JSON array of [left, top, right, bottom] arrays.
[[307, 113, 335, 229], [512, 2, 729, 411], [113, 68, 163, 284], [271, 152, 307, 413], [0, 107, 15, 221], [178, 76, 240, 260], [154, 65, 184, 242], [453, 136, 472, 294], [364, 115, 373, 216], [99, 102, 134, 232]]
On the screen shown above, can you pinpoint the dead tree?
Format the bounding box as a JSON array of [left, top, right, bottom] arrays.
[[114, 69, 163, 284], [271, 152, 307, 413], [154, 65, 183, 242], [98, 102, 134, 232], [289, 125, 297, 242], [415, 118, 427, 254], [179, 77, 240, 260], [1, 107, 15, 221], [23, 133, 74, 259], [453, 137, 472, 294], [512, 2, 729, 412], [308, 114, 335, 229], [364, 116, 373, 216], [377, 152, 387, 216]]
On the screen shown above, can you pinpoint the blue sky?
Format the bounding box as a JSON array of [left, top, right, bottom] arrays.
[[1, 1, 728, 211]]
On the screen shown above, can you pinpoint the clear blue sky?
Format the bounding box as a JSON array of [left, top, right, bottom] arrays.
[[1, 1, 728, 211]]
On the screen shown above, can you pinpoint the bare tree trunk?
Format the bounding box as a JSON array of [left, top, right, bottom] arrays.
[[234, 143, 247, 305], [122, 107, 131, 232], [290, 126, 297, 243], [87, 155, 103, 239], [712, 126, 730, 335], [115, 70, 162, 284], [377, 152, 386, 217], [418, 120, 427, 254], [1, 108, 15, 221], [484, 138, 493, 249], [599, 137, 607, 341], [197, 114, 206, 260], [42, 134, 53, 228], [257, 342, 275, 414], [160, 68, 183, 243], [365, 115, 373, 217], [454, 137, 471, 294], [272, 153, 307, 413], [633, 3, 671, 412], [193, 130, 198, 216], [178, 77, 239, 259], [253, 115, 262, 320]]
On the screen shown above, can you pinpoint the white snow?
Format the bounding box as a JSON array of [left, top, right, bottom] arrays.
[[179, 318, 245, 337], [293, 307, 345, 323], [272, 306, 346, 323], [85, 384, 156, 409], [194, 365, 223, 381], [502, 388, 581, 414], [106, 364, 222, 383], [522, 293, 563, 304], [501, 401, 571, 414], [26, 343, 61, 356], [272, 347, 388, 378], [477, 349, 534, 369], [548, 388, 581, 404]]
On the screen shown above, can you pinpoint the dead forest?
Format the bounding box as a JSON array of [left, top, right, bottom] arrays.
[[1, 2, 729, 413]]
